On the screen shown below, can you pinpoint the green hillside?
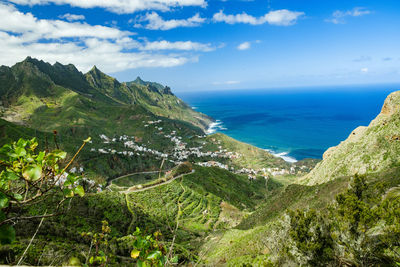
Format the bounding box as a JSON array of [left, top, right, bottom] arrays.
[[1, 57, 399, 266], [0, 57, 211, 130], [301, 90, 400, 185], [0, 57, 296, 185], [2, 166, 268, 265], [198, 167, 400, 266]]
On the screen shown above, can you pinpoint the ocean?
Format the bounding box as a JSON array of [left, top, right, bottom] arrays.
[[177, 84, 400, 162]]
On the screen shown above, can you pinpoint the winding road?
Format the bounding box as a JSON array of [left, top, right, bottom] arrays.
[[107, 170, 162, 186], [123, 170, 195, 193], [107, 169, 196, 193]]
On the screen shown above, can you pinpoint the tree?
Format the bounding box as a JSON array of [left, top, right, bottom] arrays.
[[274, 174, 400, 266], [81, 220, 112, 267], [130, 227, 173, 267], [0, 137, 89, 244], [285, 209, 335, 266]]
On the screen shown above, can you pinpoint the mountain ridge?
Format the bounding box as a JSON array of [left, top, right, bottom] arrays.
[[0, 57, 212, 131], [1, 58, 400, 266]]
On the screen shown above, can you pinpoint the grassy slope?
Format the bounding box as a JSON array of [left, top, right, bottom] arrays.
[[205, 133, 290, 170], [0, 58, 212, 182], [124, 166, 268, 259], [126, 80, 212, 131], [2, 166, 269, 265], [302, 90, 400, 185], [199, 167, 400, 266], [196, 91, 400, 266]]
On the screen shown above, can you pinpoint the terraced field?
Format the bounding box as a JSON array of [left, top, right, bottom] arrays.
[[125, 176, 221, 235]]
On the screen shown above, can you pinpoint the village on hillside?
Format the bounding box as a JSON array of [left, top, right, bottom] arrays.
[[87, 119, 310, 183]]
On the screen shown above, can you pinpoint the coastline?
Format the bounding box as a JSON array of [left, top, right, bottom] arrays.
[[181, 86, 397, 163], [205, 120, 226, 134], [265, 150, 298, 163], [205, 120, 298, 163]]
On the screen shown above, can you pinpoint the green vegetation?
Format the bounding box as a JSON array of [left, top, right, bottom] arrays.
[[81, 220, 112, 266], [302, 90, 400, 185], [1, 57, 399, 266], [199, 168, 400, 266], [205, 133, 289, 170], [111, 172, 165, 188], [0, 138, 86, 245], [269, 174, 400, 266], [130, 227, 171, 267]]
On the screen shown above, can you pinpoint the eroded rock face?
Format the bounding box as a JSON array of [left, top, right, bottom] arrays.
[[301, 90, 400, 185], [381, 91, 400, 115]]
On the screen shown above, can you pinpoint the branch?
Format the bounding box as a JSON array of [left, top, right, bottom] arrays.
[[60, 140, 88, 175], [17, 210, 47, 266], [166, 178, 184, 265], [1, 212, 59, 226]]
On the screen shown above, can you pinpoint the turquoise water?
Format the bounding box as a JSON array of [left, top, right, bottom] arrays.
[[177, 84, 399, 161]]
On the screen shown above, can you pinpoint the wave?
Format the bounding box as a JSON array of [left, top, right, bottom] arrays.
[[266, 149, 298, 163], [206, 120, 226, 134]]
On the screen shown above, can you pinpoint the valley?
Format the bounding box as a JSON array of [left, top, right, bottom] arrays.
[[0, 58, 399, 266]]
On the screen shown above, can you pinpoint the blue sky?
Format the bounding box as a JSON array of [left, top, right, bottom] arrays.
[[0, 0, 399, 91]]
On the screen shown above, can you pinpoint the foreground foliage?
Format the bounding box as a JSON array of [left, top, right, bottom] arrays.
[[0, 138, 87, 245], [270, 174, 400, 266]]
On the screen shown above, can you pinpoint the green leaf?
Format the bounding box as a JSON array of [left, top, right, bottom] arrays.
[[63, 188, 74, 198], [14, 147, 26, 157], [29, 139, 38, 150], [0, 224, 15, 245], [13, 193, 23, 201], [36, 151, 45, 163], [22, 165, 42, 181], [74, 185, 85, 197], [146, 250, 162, 260], [16, 139, 28, 148], [67, 173, 78, 183], [52, 150, 67, 160], [5, 171, 19, 181], [0, 192, 9, 208], [131, 249, 140, 259], [25, 156, 34, 163], [171, 255, 179, 263], [137, 260, 149, 267]]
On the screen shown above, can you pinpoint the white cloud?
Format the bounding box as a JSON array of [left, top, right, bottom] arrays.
[[58, 13, 85, 21], [0, 3, 213, 72], [7, 0, 207, 14], [140, 40, 215, 52], [237, 41, 250, 50], [135, 12, 205, 30], [212, 80, 240, 85], [326, 7, 371, 24], [213, 9, 304, 26], [0, 3, 130, 40], [361, 67, 369, 73]]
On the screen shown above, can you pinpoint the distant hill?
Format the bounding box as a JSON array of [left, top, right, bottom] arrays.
[[0, 57, 290, 183], [2, 58, 399, 266], [301, 90, 400, 185], [0, 57, 212, 131]]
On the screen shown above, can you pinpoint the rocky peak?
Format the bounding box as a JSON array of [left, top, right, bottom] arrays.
[[380, 91, 400, 116]]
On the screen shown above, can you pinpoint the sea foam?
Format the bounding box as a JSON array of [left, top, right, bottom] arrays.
[[266, 150, 297, 163], [206, 120, 226, 134]]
